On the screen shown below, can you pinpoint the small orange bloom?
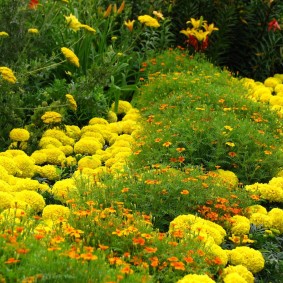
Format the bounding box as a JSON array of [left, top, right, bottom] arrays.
[[5, 258, 20, 264], [178, 156, 185, 163], [167, 256, 178, 262], [34, 234, 45, 240], [143, 247, 157, 253], [184, 256, 194, 263], [121, 264, 134, 274], [121, 187, 129, 193], [180, 190, 189, 195], [150, 256, 159, 267], [133, 237, 145, 246], [228, 152, 237, 157], [176, 147, 186, 152], [155, 138, 162, 142], [170, 261, 185, 270], [162, 141, 172, 147], [80, 253, 98, 261]]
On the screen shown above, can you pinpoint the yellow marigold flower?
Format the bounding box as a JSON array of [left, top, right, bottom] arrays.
[[9, 128, 30, 142], [39, 137, 63, 149], [0, 66, 17, 83], [264, 77, 281, 88], [66, 94, 77, 111], [177, 274, 216, 283], [111, 100, 132, 114], [223, 273, 248, 283], [80, 24, 96, 34], [0, 156, 21, 176], [249, 213, 271, 228], [65, 125, 81, 140], [74, 138, 102, 155], [14, 155, 35, 178], [43, 129, 74, 146], [0, 31, 9, 37], [89, 117, 109, 125], [61, 47, 80, 68], [37, 165, 61, 181], [15, 190, 45, 213], [124, 20, 135, 32], [41, 111, 62, 124], [40, 148, 66, 165], [78, 156, 101, 170], [30, 150, 47, 165], [0, 191, 13, 211], [42, 204, 70, 221], [215, 169, 239, 188], [138, 15, 160, 28], [52, 178, 78, 202], [268, 208, 283, 233], [228, 246, 265, 273], [230, 215, 251, 236], [28, 28, 39, 34], [64, 14, 82, 31], [222, 265, 254, 283]]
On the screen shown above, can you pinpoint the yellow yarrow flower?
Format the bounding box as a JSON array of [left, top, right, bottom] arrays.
[[61, 47, 80, 68], [28, 28, 39, 34], [41, 111, 62, 124], [138, 15, 160, 28], [66, 94, 77, 111], [0, 66, 17, 84], [0, 31, 9, 37]]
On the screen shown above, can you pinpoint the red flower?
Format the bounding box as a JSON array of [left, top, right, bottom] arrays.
[[268, 19, 281, 32], [29, 0, 39, 9]]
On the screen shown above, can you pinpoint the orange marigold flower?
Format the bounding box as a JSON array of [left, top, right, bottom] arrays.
[[5, 258, 20, 264], [176, 147, 186, 152], [80, 253, 98, 261], [144, 247, 157, 253], [228, 152, 237, 157], [155, 138, 162, 142], [162, 141, 172, 147], [121, 264, 134, 274], [167, 256, 179, 262], [170, 261, 185, 270], [180, 190, 189, 195], [121, 187, 129, 193], [150, 256, 159, 267], [133, 237, 145, 245], [184, 256, 194, 263], [178, 156, 185, 163]]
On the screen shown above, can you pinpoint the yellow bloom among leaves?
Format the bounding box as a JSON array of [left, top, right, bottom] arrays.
[[41, 111, 62, 124], [9, 128, 30, 142], [61, 47, 80, 68], [138, 15, 160, 28], [66, 94, 77, 111], [64, 14, 82, 31], [0, 66, 17, 84], [80, 24, 96, 34], [28, 28, 39, 34], [0, 31, 9, 37]]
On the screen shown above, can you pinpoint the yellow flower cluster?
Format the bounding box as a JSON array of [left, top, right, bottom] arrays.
[[14, 190, 45, 213], [222, 265, 254, 283], [9, 128, 30, 142], [0, 31, 9, 37], [0, 66, 17, 83], [42, 204, 70, 221], [227, 246, 265, 273], [61, 47, 80, 68], [229, 215, 251, 236], [41, 111, 62, 124], [66, 94, 77, 111], [242, 74, 283, 117], [52, 178, 78, 202], [138, 15, 160, 28], [28, 28, 39, 34], [177, 274, 215, 283]]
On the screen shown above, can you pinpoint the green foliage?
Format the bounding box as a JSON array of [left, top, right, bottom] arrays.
[[132, 49, 283, 184]]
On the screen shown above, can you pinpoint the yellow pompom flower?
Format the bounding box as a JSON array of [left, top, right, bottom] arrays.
[[264, 77, 281, 88], [177, 274, 216, 283], [61, 47, 80, 68], [52, 178, 78, 202], [39, 137, 63, 149], [30, 150, 47, 165], [89, 117, 109, 125], [249, 213, 271, 228], [12, 178, 41, 192], [28, 28, 39, 34], [78, 156, 101, 170], [74, 138, 102, 155], [37, 165, 61, 181], [107, 111, 118, 122], [66, 94, 77, 111], [222, 265, 254, 283], [230, 215, 251, 236], [0, 31, 9, 37], [42, 204, 70, 221], [0, 66, 17, 83], [0, 191, 13, 211], [9, 128, 30, 142], [223, 273, 248, 283], [138, 15, 160, 28], [13, 155, 35, 178], [0, 156, 21, 176], [41, 111, 62, 124], [111, 100, 133, 115], [268, 208, 283, 233], [65, 125, 81, 140], [228, 246, 265, 273], [40, 148, 66, 165], [15, 190, 45, 213]]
